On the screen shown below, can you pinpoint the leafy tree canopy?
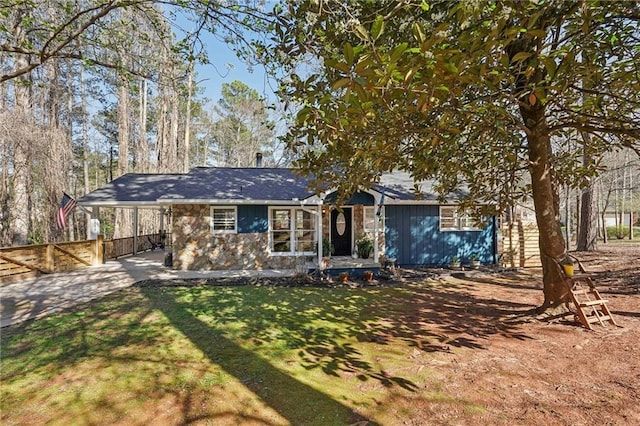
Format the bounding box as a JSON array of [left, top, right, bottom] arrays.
[[269, 0, 639, 210], [266, 0, 640, 307]]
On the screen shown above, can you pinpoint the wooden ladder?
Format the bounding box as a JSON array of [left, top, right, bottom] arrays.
[[567, 275, 618, 330]]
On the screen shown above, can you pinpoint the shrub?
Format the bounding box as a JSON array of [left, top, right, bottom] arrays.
[[606, 226, 640, 239]]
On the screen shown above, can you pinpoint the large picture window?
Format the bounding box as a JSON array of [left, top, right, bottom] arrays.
[[439, 206, 481, 231], [269, 207, 317, 254], [211, 206, 237, 233]]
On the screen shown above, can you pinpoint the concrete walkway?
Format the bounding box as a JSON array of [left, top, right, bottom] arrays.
[[0, 250, 296, 328]]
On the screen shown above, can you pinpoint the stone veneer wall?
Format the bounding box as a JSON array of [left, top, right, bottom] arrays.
[[353, 205, 385, 258], [322, 208, 330, 240], [172, 204, 297, 271], [320, 205, 385, 259]]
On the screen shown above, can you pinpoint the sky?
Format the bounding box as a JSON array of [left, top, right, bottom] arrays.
[[194, 36, 278, 107], [170, 2, 280, 109]]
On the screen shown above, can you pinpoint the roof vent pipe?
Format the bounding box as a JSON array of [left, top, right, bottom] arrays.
[[256, 152, 263, 168]]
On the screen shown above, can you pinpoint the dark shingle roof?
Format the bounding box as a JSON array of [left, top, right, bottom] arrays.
[[78, 167, 461, 207], [158, 168, 315, 203], [78, 168, 316, 207], [78, 173, 184, 206], [376, 171, 467, 202]]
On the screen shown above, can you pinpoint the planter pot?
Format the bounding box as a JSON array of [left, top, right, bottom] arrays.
[[470, 260, 480, 269], [363, 271, 373, 282], [358, 250, 370, 259]]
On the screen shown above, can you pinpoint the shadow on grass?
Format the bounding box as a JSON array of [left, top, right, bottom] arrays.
[[141, 287, 376, 425], [2, 275, 540, 425], [138, 276, 536, 418]]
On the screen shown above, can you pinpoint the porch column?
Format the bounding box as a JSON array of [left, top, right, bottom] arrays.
[[89, 206, 100, 240], [373, 194, 380, 263], [159, 207, 165, 235], [133, 207, 139, 255], [317, 203, 323, 267]]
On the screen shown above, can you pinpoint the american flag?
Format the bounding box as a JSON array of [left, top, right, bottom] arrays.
[[56, 193, 77, 230]]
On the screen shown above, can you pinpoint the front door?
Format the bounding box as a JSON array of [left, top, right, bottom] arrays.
[[331, 207, 352, 256]]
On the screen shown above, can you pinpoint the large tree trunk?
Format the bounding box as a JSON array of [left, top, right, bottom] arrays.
[[183, 62, 193, 173], [520, 103, 570, 308], [577, 184, 597, 250], [114, 74, 132, 238], [10, 10, 30, 246], [576, 137, 598, 251], [137, 78, 149, 173]]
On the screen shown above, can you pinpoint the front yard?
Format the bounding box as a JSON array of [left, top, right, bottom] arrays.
[[1, 245, 639, 425]]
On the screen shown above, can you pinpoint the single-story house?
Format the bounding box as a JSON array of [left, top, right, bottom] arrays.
[[78, 166, 498, 271]]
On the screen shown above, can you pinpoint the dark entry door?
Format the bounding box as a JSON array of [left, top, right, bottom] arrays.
[[331, 207, 352, 256]]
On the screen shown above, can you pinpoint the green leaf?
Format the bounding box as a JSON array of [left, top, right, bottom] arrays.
[[443, 62, 458, 74], [390, 43, 408, 63], [371, 15, 384, 41], [526, 29, 547, 39], [511, 52, 533, 63], [404, 67, 418, 84], [332, 78, 351, 90], [344, 43, 354, 67], [326, 59, 350, 73], [412, 22, 426, 43], [540, 56, 557, 78], [355, 24, 369, 40]]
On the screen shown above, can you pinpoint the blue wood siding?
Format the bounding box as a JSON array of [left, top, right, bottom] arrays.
[[385, 205, 496, 266], [237, 205, 268, 233]]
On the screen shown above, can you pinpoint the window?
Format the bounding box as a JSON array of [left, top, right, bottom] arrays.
[[439, 206, 481, 231], [211, 207, 237, 233], [271, 209, 291, 252], [363, 206, 383, 233], [269, 207, 317, 254], [295, 210, 315, 252]]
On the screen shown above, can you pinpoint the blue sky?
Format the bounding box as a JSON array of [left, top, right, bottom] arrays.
[[195, 36, 277, 107], [170, 2, 279, 108]]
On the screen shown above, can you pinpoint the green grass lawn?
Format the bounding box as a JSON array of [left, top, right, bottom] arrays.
[[1, 282, 483, 425]]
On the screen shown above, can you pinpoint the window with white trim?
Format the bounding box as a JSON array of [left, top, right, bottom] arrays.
[[439, 206, 481, 231], [363, 206, 383, 233], [269, 207, 317, 254], [211, 206, 237, 233], [271, 209, 291, 252]]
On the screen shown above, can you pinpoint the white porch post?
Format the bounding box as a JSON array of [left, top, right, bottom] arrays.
[[159, 207, 165, 235], [373, 194, 380, 262], [317, 202, 323, 267], [90, 206, 100, 240], [133, 207, 139, 255]]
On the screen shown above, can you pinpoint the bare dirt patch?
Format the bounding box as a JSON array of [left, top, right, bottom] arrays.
[[402, 243, 640, 426]]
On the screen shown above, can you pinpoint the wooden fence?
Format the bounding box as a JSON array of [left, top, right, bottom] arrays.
[[0, 237, 103, 283], [0, 232, 167, 283], [103, 233, 166, 259], [500, 220, 541, 268]]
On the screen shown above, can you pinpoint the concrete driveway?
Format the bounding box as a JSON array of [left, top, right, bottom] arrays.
[[1, 250, 296, 328]]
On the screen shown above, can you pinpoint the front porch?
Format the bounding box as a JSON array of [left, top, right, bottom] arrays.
[[308, 255, 384, 279]]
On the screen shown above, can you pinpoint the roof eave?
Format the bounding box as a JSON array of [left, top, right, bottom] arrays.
[[78, 200, 163, 207], [157, 199, 313, 205]]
